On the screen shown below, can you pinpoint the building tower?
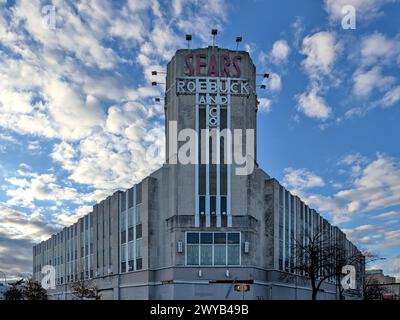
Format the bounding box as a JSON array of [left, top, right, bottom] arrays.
[[165, 46, 257, 229]]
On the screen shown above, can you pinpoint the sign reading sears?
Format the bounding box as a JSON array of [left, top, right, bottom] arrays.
[[176, 78, 250, 98]]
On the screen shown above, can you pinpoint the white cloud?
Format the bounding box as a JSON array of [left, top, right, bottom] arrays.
[[342, 224, 384, 245], [296, 32, 339, 121], [294, 154, 400, 222], [11, 0, 120, 70], [0, 0, 226, 197], [297, 86, 332, 120], [52, 205, 93, 227], [175, 0, 227, 44], [353, 66, 395, 96], [375, 211, 400, 219], [283, 168, 325, 193], [324, 0, 395, 21], [257, 98, 272, 113], [263, 73, 282, 92], [381, 85, 400, 107], [0, 206, 56, 242], [4, 172, 80, 208], [360, 32, 400, 66], [270, 39, 290, 64], [0, 0, 231, 277], [0, 206, 59, 276], [301, 31, 339, 80], [48, 101, 165, 193], [338, 153, 367, 166]]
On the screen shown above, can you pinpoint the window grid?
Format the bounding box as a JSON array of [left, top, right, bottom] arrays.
[[185, 231, 241, 266]]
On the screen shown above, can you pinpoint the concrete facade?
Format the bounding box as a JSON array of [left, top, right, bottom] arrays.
[[33, 46, 364, 300]]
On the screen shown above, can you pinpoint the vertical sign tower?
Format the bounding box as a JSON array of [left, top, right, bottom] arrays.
[[165, 46, 257, 229]]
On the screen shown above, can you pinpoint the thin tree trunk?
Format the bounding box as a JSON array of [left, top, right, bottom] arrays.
[[311, 277, 318, 300], [312, 290, 318, 300]]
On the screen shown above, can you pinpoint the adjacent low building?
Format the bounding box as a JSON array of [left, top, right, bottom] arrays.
[[366, 269, 399, 300], [366, 269, 396, 284], [33, 46, 364, 300]]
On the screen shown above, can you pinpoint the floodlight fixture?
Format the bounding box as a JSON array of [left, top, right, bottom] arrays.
[[211, 29, 218, 46], [235, 36, 242, 50], [186, 34, 192, 48]]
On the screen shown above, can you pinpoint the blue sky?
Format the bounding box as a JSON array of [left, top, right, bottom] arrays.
[[0, 0, 399, 279]]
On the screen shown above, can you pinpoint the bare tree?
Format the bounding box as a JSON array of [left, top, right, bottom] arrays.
[[330, 243, 367, 300], [293, 232, 336, 300], [293, 229, 367, 300], [23, 278, 48, 300], [364, 278, 385, 300], [70, 279, 101, 300], [4, 279, 24, 300]]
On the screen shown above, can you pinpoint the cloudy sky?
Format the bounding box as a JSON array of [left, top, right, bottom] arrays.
[[0, 0, 399, 280]]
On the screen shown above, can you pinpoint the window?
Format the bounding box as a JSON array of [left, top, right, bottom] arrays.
[[128, 260, 134, 272], [121, 192, 126, 210], [186, 232, 240, 266], [136, 205, 141, 224], [227, 244, 240, 265], [128, 188, 134, 208], [200, 244, 212, 266], [136, 258, 142, 270], [187, 233, 199, 244], [214, 244, 226, 265], [128, 227, 134, 242], [121, 211, 126, 230], [128, 208, 134, 227], [187, 232, 199, 265], [199, 196, 205, 214], [136, 239, 142, 258], [136, 183, 142, 204], [210, 196, 216, 214], [136, 224, 142, 239], [128, 242, 135, 260], [121, 243, 126, 262], [221, 196, 227, 214]]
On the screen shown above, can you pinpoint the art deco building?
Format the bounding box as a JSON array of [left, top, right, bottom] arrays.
[[33, 46, 364, 300]]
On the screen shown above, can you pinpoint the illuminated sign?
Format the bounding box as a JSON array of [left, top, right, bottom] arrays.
[[184, 53, 242, 77]]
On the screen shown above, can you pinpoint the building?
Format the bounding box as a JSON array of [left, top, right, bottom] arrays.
[[33, 46, 364, 300], [381, 283, 400, 300], [366, 270, 399, 300], [366, 269, 396, 284]]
